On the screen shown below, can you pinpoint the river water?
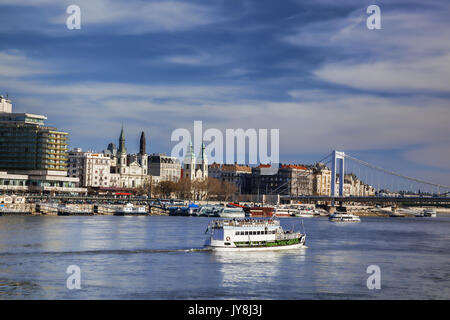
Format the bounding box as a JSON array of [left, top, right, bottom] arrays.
[[0, 215, 448, 299]]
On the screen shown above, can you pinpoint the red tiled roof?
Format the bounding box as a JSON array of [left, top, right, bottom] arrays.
[[281, 164, 308, 170], [222, 164, 252, 172]]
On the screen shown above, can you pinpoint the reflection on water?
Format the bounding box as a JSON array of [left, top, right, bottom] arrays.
[[213, 249, 307, 290]]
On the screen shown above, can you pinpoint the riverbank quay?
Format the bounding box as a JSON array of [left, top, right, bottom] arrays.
[[1, 202, 448, 218], [0, 203, 170, 216]]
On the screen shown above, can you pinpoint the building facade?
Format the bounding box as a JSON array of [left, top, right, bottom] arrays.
[[183, 142, 208, 180], [106, 128, 149, 188], [0, 112, 68, 171], [68, 148, 114, 188], [0, 96, 85, 194], [312, 162, 332, 196], [249, 164, 313, 196], [148, 153, 181, 183], [208, 163, 252, 193], [335, 173, 376, 197]]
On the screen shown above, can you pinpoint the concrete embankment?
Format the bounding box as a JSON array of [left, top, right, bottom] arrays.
[[0, 203, 170, 216]]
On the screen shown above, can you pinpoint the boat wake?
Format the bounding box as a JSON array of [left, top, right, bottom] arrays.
[[0, 247, 212, 257]]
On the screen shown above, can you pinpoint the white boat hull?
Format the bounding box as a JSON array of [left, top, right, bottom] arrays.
[[206, 242, 305, 252], [208, 243, 305, 252], [329, 214, 361, 222], [218, 213, 246, 218], [205, 235, 306, 252]]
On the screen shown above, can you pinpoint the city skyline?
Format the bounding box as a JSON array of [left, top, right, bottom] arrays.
[[0, 0, 449, 185]]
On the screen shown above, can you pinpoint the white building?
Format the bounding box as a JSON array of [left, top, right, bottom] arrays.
[[148, 153, 181, 183], [68, 148, 115, 188], [107, 128, 149, 188], [68, 129, 149, 189], [0, 95, 12, 113]]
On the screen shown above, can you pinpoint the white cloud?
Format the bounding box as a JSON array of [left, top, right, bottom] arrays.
[[285, 6, 450, 93], [0, 0, 219, 33], [404, 143, 450, 170], [314, 54, 450, 93], [163, 52, 231, 66], [0, 50, 51, 77]]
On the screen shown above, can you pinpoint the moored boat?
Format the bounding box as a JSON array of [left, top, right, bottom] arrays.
[[417, 208, 437, 218], [284, 204, 316, 218], [423, 209, 437, 217], [204, 217, 306, 251], [114, 203, 147, 216], [329, 213, 361, 222], [272, 206, 291, 217], [244, 206, 274, 218], [217, 207, 245, 218]]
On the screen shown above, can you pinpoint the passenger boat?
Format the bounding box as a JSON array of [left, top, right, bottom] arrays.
[[416, 209, 437, 218], [0, 207, 30, 215], [198, 205, 222, 217], [282, 204, 315, 217], [217, 207, 245, 218], [114, 203, 147, 216], [272, 206, 291, 217], [168, 203, 199, 216], [389, 212, 406, 217], [295, 205, 316, 218], [329, 213, 361, 222], [204, 217, 306, 251], [244, 206, 274, 217]]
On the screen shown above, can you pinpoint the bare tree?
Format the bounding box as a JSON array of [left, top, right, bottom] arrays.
[[135, 180, 153, 197], [154, 181, 177, 198]]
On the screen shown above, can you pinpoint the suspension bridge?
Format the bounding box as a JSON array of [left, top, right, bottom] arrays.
[[282, 150, 450, 205]]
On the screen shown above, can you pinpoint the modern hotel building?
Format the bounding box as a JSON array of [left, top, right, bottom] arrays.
[[0, 95, 86, 194]]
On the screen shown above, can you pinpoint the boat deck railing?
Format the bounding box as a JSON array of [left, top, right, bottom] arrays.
[[210, 218, 280, 228], [276, 232, 302, 240]]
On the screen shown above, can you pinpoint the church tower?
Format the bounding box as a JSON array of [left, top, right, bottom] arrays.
[[138, 131, 148, 174], [197, 143, 208, 179], [184, 142, 196, 180], [118, 125, 127, 168], [139, 131, 146, 155]]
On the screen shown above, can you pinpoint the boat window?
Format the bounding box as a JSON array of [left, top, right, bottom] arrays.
[[245, 231, 248, 235]]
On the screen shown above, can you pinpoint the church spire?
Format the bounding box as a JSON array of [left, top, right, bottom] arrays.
[[118, 125, 127, 155], [199, 142, 207, 163], [139, 131, 146, 155]]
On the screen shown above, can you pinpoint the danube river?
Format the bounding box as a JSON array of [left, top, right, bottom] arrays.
[[0, 215, 448, 299]]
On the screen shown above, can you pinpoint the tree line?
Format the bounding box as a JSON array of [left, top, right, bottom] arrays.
[[136, 177, 238, 201]]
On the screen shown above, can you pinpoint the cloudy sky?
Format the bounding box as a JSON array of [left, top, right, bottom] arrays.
[[0, 0, 449, 185]]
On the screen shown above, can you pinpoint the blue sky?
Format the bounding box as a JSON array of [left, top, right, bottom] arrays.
[[0, 0, 449, 185]]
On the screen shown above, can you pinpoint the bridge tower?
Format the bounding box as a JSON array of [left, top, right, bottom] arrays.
[[331, 150, 345, 197]]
